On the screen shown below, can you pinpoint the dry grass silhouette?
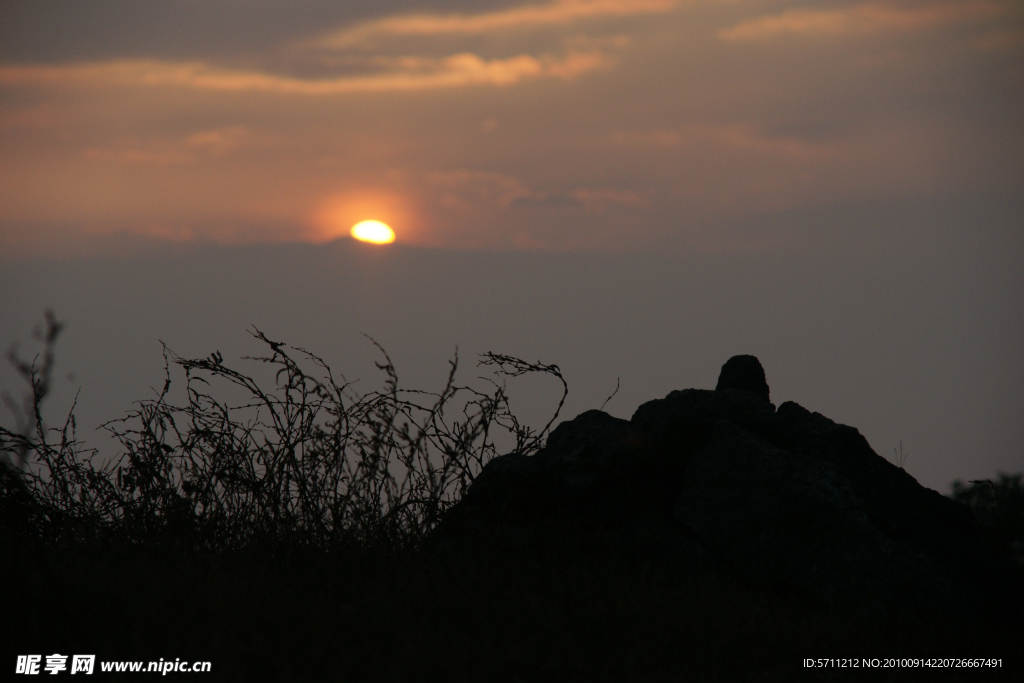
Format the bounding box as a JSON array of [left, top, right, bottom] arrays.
[[1, 312, 567, 554]]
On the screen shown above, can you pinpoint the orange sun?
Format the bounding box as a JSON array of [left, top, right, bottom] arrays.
[[350, 220, 395, 244]]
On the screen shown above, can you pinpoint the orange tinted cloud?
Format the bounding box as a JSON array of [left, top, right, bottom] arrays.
[[315, 0, 676, 48], [720, 1, 1004, 41], [78, 127, 260, 165], [0, 51, 609, 94], [570, 187, 648, 211]]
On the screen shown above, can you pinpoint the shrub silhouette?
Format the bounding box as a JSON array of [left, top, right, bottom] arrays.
[[1, 311, 567, 554], [951, 474, 1024, 568]]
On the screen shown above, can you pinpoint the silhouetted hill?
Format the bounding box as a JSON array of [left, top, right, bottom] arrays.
[[432, 356, 1023, 626]]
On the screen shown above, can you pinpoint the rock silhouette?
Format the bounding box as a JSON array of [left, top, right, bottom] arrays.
[[431, 356, 1021, 621], [714, 354, 770, 403]]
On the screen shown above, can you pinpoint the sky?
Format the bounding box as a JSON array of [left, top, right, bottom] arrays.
[[1, 0, 1022, 493]]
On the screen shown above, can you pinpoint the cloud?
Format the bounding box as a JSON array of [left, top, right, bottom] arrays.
[[607, 129, 683, 147], [701, 124, 844, 161], [79, 127, 263, 165], [719, 0, 1005, 42], [428, 170, 538, 209], [0, 1, 653, 99], [185, 126, 252, 155], [570, 187, 649, 211], [425, 170, 648, 217], [609, 125, 843, 161], [0, 51, 611, 94], [314, 0, 676, 48], [82, 144, 192, 165]]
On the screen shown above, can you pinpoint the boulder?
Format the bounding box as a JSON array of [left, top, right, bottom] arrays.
[[429, 356, 1021, 621], [715, 354, 770, 403]]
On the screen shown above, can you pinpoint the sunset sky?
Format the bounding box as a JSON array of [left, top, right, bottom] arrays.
[[3, 0, 1020, 252], [1, 1, 1022, 492]]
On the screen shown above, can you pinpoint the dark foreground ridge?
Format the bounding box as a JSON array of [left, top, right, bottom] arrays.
[[431, 356, 1022, 622], [6, 338, 1021, 679]]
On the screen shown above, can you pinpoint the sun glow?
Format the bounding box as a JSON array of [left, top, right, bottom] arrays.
[[351, 220, 396, 244]]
